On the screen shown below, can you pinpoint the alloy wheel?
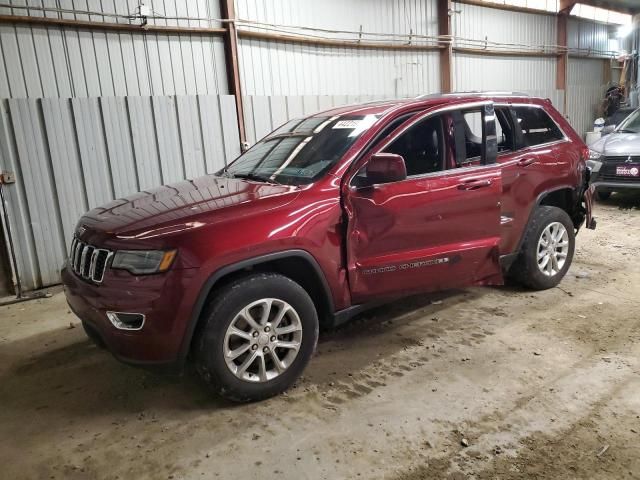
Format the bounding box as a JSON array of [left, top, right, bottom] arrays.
[[223, 298, 303, 382], [536, 221, 569, 277]]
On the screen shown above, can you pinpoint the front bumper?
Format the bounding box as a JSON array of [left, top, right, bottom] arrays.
[[62, 263, 198, 372], [590, 160, 640, 191]]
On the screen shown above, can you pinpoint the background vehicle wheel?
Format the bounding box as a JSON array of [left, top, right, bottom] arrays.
[[193, 273, 319, 402], [596, 190, 612, 201], [510, 206, 575, 290]]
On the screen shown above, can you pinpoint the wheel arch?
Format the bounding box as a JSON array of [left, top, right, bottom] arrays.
[[177, 250, 335, 365], [502, 186, 578, 271]]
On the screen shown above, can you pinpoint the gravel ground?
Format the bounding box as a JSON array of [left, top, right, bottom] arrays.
[[1, 194, 639, 480]]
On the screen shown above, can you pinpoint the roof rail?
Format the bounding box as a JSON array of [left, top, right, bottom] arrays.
[[416, 91, 530, 99]]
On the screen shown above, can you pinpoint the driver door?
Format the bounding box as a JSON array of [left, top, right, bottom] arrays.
[[343, 103, 504, 304]]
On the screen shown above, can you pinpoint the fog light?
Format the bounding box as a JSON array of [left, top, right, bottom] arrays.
[[106, 311, 145, 331]]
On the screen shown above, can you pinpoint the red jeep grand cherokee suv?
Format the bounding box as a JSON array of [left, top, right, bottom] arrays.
[[62, 93, 595, 401]]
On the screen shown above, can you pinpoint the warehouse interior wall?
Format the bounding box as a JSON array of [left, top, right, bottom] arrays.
[[0, 0, 626, 290]]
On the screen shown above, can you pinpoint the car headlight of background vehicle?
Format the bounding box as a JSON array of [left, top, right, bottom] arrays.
[[111, 249, 177, 275], [586, 149, 603, 173]]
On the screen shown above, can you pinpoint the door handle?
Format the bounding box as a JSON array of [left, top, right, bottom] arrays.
[[457, 179, 492, 190], [517, 157, 537, 167]]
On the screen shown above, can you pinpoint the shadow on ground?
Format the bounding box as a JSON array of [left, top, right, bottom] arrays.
[[0, 288, 485, 418], [597, 190, 640, 210]]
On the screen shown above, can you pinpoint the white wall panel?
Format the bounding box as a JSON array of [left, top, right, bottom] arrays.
[[567, 58, 606, 136], [452, 2, 556, 47], [0, 95, 240, 290], [239, 39, 440, 97], [454, 54, 557, 92], [236, 0, 438, 38], [0, 1, 228, 98], [568, 18, 616, 55]]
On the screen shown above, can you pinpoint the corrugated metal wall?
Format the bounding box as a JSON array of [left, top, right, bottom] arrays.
[[451, 3, 563, 121], [566, 58, 606, 136], [0, 0, 228, 98], [568, 18, 618, 54], [235, 0, 439, 37], [238, 40, 441, 97], [452, 2, 557, 46], [0, 95, 240, 289], [235, 0, 441, 96]]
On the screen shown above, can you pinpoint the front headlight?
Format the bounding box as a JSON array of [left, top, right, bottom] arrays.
[[586, 149, 603, 172], [111, 249, 177, 275]]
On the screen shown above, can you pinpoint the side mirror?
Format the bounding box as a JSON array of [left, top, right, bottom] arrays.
[[365, 153, 407, 185], [601, 125, 616, 136]]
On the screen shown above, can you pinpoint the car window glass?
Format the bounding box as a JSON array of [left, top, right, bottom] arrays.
[[224, 114, 378, 185], [495, 108, 515, 152], [382, 116, 444, 176], [513, 106, 563, 147], [449, 104, 497, 167], [462, 111, 483, 161], [615, 108, 640, 133]]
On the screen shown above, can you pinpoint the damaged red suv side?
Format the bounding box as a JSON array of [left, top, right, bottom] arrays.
[[62, 93, 595, 402]]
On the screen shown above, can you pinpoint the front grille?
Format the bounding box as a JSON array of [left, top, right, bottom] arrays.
[[604, 155, 640, 163], [599, 157, 640, 184], [69, 237, 113, 283]]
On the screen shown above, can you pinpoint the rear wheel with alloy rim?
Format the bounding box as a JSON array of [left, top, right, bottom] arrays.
[[536, 222, 570, 277], [510, 206, 575, 290], [194, 273, 318, 402]]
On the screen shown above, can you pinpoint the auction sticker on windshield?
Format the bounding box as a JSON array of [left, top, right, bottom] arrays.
[[616, 165, 640, 177]]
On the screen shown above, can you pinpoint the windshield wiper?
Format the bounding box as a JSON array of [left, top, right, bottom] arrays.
[[232, 172, 279, 184], [617, 129, 638, 134]]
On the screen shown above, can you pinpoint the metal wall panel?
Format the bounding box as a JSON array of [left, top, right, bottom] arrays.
[[567, 58, 606, 136], [454, 53, 557, 92], [0, 100, 39, 290], [41, 98, 88, 243], [0, 1, 228, 98], [0, 0, 222, 27], [238, 38, 441, 96], [0, 94, 240, 289], [568, 18, 617, 55], [235, 0, 439, 38], [235, 0, 440, 97], [452, 2, 556, 46], [7, 98, 66, 286]]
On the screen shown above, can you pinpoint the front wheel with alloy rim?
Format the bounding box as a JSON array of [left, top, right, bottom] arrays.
[[509, 206, 576, 290], [194, 273, 319, 402]]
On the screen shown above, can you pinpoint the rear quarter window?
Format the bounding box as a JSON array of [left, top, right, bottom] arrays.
[[513, 106, 564, 147]]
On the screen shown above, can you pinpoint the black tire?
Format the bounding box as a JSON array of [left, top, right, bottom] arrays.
[[193, 273, 319, 402], [510, 206, 575, 290], [596, 190, 612, 201]]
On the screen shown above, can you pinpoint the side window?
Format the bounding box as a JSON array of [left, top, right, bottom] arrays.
[[462, 111, 483, 160], [513, 106, 564, 147], [495, 107, 516, 153], [383, 116, 444, 176], [351, 112, 424, 186], [450, 104, 498, 168]]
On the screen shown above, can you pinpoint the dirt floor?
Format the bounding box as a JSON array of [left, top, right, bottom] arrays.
[[1, 194, 639, 480]]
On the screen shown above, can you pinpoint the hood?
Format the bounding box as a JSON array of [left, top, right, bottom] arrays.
[[79, 175, 300, 240], [590, 132, 640, 156]]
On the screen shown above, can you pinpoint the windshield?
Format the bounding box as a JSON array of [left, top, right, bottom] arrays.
[[221, 114, 378, 185], [616, 108, 640, 133]]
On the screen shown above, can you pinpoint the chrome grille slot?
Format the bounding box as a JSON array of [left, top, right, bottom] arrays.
[[69, 237, 113, 284]]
